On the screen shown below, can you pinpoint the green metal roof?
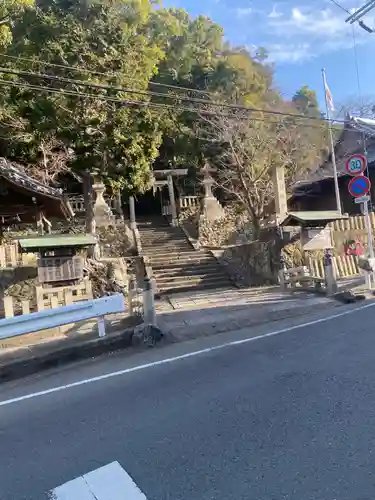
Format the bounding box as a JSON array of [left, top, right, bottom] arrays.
[[18, 234, 97, 250], [281, 211, 348, 227]]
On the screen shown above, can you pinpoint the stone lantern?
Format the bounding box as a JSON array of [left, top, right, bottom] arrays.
[[92, 180, 115, 228], [200, 163, 224, 221]]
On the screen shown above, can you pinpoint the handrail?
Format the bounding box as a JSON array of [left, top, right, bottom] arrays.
[[0, 294, 125, 340]]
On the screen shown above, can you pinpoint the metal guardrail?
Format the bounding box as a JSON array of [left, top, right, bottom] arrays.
[[0, 294, 125, 340]]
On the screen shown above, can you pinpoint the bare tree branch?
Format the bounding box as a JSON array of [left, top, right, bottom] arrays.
[[197, 107, 325, 236]]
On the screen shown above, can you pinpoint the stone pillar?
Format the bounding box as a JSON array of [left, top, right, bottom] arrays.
[[167, 174, 178, 226], [129, 195, 136, 229], [114, 192, 123, 217], [92, 182, 114, 228], [323, 249, 337, 296], [273, 165, 288, 222]]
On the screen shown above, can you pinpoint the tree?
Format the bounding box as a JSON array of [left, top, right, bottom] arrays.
[[0, 0, 34, 46], [150, 9, 276, 176], [198, 108, 324, 237], [0, 0, 165, 193], [292, 85, 321, 119]]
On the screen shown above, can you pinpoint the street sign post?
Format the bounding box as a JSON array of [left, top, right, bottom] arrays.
[[346, 153, 367, 176], [347, 170, 374, 289], [348, 175, 371, 197], [354, 195, 371, 204]]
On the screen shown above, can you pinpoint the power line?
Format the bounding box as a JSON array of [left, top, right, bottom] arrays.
[[0, 66, 344, 124], [0, 53, 216, 97], [328, 0, 374, 31], [0, 78, 356, 133]]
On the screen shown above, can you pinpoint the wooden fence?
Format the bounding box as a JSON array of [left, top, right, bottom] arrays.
[[329, 213, 375, 231], [69, 195, 117, 215], [179, 196, 199, 209], [308, 255, 360, 279], [2, 280, 93, 318]]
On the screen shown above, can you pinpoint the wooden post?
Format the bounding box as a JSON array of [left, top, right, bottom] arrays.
[[21, 300, 30, 315], [0, 245, 6, 267], [82, 172, 95, 234], [3, 296, 14, 318], [64, 288, 73, 306], [9, 244, 17, 267], [36, 286, 45, 311], [85, 279, 93, 299], [36, 209, 44, 235], [50, 295, 59, 309]]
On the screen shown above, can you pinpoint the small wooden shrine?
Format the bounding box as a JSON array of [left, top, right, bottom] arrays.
[[18, 234, 96, 286]]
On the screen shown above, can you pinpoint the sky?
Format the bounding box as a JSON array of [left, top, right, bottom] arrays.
[[162, 0, 375, 114]]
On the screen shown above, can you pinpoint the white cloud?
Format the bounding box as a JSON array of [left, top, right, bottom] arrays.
[[259, 2, 375, 63], [268, 6, 349, 37], [265, 43, 312, 63], [268, 4, 283, 19], [235, 6, 253, 16]]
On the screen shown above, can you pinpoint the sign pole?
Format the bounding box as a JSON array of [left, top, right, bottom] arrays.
[[362, 200, 375, 289], [346, 153, 373, 288]]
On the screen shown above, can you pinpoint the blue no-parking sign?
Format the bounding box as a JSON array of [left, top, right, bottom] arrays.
[[348, 175, 371, 197]]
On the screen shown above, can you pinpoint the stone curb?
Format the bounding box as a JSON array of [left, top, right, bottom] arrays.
[[0, 328, 135, 384], [0, 297, 343, 384], [162, 301, 339, 341]]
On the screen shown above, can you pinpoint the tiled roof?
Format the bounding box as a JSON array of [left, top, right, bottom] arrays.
[[0, 157, 64, 199], [293, 115, 375, 191]]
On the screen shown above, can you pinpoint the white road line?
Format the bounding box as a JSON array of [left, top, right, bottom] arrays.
[[1, 301, 374, 408], [49, 461, 147, 500]]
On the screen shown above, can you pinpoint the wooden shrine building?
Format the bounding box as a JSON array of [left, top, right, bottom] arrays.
[[290, 115, 375, 214], [0, 157, 73, 236]]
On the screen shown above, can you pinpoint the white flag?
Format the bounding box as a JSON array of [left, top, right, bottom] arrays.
[[324, 79, 334, 112]]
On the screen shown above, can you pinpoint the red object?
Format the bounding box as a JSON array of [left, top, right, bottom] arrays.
[[345, 154, 367, 176], [348, 175, 371, 197], [344, 240, 364, 256]]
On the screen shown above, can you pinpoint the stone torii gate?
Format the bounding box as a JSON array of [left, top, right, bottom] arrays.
[[129, 169, 188, 227]]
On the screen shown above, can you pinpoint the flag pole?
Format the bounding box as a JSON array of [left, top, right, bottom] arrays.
[[322, 68, 342, 215]]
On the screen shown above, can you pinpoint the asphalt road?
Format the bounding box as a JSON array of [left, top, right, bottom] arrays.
[[1, 302, 375, 499]]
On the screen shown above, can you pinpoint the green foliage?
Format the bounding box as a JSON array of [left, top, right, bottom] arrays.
[[0, 0, 34, 46], [0, 0, 165, 192], [292, 85, 321, 119], [0, 0, 326, 202]]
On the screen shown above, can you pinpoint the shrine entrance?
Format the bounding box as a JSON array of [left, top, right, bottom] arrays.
[[133, 188, 163, 217], [128, 169, 187, 227]]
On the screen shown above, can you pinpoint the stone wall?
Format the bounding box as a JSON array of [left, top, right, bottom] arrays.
[[179, 205, 284, 286], [179, 205, 253, 247], [212, 239, 281, 286]]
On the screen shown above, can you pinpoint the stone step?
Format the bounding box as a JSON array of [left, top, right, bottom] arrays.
[[141, 241, 190, 248], [141, 244, 193, 251], [150, 255, 214, 265], [149, 249, 209, 257], [152, 263, 221, 275], [158, 279, 233, 295], [155, 272, 228, 284], [138, 220, 235, 294]]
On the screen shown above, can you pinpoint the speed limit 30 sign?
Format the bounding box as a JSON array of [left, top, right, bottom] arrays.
[[345, 154, 367, 176]]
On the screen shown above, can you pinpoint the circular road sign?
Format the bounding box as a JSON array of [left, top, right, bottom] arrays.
[[345, 153, 367, 176], [348, 175, 371, 197]]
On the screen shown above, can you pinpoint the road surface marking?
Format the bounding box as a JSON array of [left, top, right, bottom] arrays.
[[49, 461, 147, 499], [1, 301, 374, 408]]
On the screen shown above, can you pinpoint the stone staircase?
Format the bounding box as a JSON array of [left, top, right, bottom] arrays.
[[137, 218, 234, 295]]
